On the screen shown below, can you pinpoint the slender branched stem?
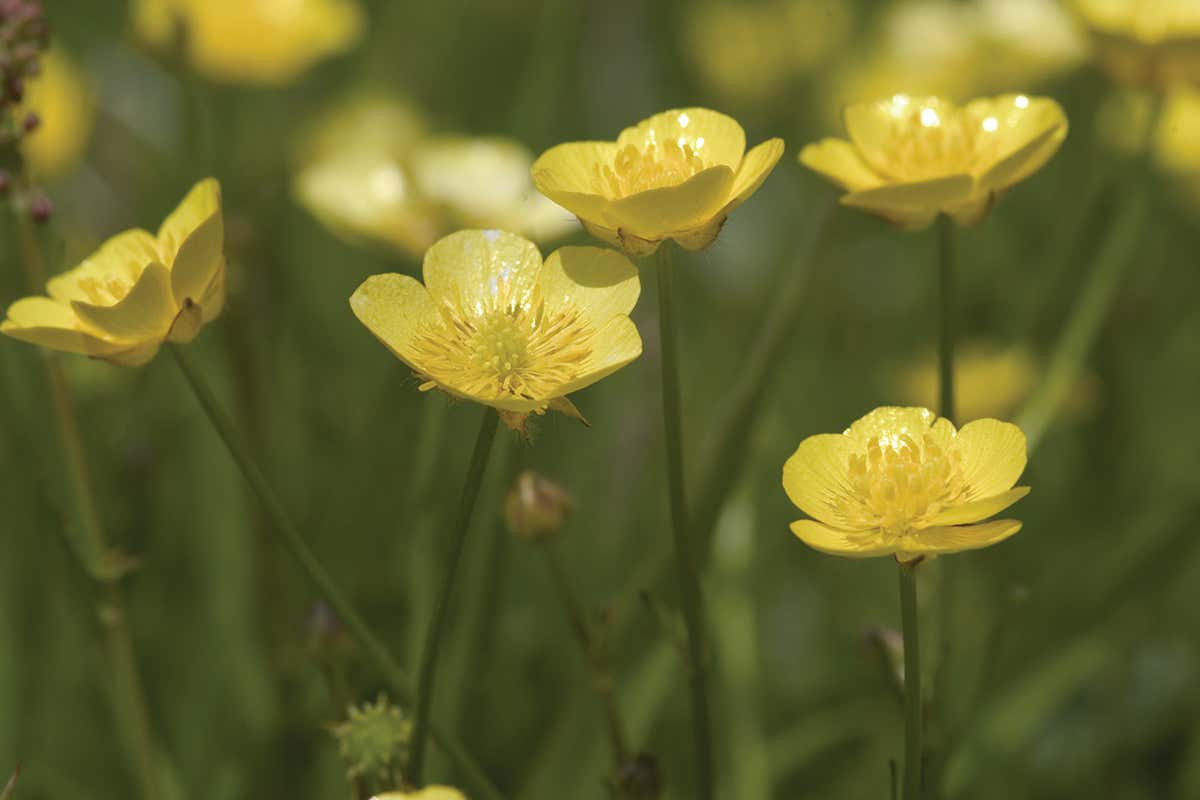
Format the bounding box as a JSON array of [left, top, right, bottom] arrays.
[[409, 408, 500, 785], [898, 561, 923, 800], [655, 240, 714, 800], [540, 539, 629, 764], [13, 211, 164, 800], [168, 345, 504, 800]]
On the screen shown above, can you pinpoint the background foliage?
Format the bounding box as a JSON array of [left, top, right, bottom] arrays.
[[3, 1, 1200, 798]]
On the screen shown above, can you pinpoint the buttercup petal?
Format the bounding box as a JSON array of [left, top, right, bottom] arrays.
[[799, 137, 883, 192], [161, 178, 225, 308], [841, 174, 975, 229], [789, 520, 897, 558], [1, 297, 123, 356], [928, 486, 1030, 526], [348, 273, 437, 371], [899, 519, 1023, 556], [782, 433, 860, 529], [605, 164, 735, 239], [617, 108, 746, 169], [553, 315, 643, 397], [844, 406, 939, 446], [70, 262, 176, 342], [955, 418, 1028, 498], [47, 229, 159, 303], [422, 229, 543, 310], [530, 141, 618, 220], [540, 246, 640, 326], [725, 137, 786, 208], [843, 95, 944, 176], [976, 101, 1069, 193]]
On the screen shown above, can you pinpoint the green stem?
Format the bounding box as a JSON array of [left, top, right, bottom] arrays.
[[936, 215, 955, 425], [606, 204, 834, 642], [167, 344, 504, 800], [898, 561, 922, 800], [14, 214, 164, 800], [655, 241, 714, 800], [409, 408, 500, 785], [540, 540, 629, 765]]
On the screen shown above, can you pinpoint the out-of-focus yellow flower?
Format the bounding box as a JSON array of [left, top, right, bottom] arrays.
[[410, 136, 577, 242], [783, 407, 1029, 561], [293, 97, 440, 258], [1074, 0, 1200, 87], [531, 108, 784, 256], [2, 179, 225, 366], [293, 98, 576, 259], [801, 93, 1068, 229], [132, 0, 362, 85], [683, 0, 853, 108], [373, 788, 466, 800], [896, 341, 1100, 423], [825, 0, 1085, 127], [350, 230, 642, 430], [19, 48, 94, 180]]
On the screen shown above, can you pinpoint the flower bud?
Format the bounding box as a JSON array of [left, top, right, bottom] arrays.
[[503, 470, 573, 543], [29, 191, 50, 222], [333, 695, 411, 786]]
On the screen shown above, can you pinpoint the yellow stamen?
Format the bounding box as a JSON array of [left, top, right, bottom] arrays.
[[869, 99, 1003, 182], [837, 432, 969, 536], [75, 274, 132, 306], [410, 283, 595, 405], [595, 140, 707, 197]]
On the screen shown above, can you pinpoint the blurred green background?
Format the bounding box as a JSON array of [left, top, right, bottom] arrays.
[[3, 0, 1200, 798]]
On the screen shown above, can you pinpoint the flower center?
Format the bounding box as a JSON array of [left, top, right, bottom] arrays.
[[410, 286, 595, 404], [869, 102, 1001, 182], [595, 141, 707, 197], [837, 432, 969, 536]]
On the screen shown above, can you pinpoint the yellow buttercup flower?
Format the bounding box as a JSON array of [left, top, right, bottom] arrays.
[[801, 94, 1068, 229], [132, 0, 362, 85], [1074, 0, 1200, 87], [373, 788, 466, 800], [1, 179, 225, 366], [782, 407, 1029, 562], [20, 48, 95, 181], [531, 108, 784, 256], [350, 230, 642, 429]]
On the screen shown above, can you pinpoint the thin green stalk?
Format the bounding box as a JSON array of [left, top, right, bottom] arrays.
[[540, 540, 629, 765], [167, 344, 504, 800], [14, 213, 163, 800], [607, 204, 835, 641], [655, 241, 714, 800], [409, 408, 501, 785], [898, 562, 922, 800], [936, 214, 955, 425]]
